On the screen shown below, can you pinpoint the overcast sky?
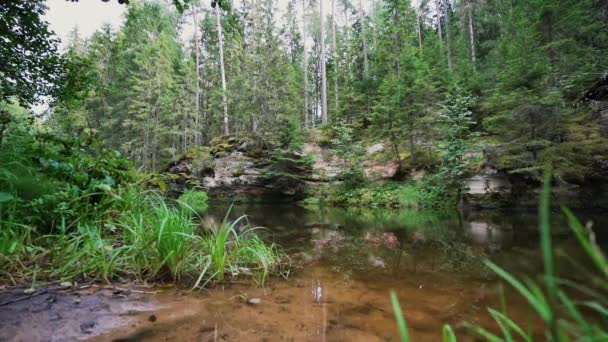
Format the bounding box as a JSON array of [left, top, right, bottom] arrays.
[[43, 0, 383, 50], [45, 0, 127, 49]]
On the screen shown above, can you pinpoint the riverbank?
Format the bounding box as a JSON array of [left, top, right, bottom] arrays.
[[165, 130, 608, 210]]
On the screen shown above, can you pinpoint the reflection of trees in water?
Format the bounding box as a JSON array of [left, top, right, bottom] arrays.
[[206, 204, 551, 278]]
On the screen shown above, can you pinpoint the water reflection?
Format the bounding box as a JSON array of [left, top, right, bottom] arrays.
[[204, 204, 605, 280]]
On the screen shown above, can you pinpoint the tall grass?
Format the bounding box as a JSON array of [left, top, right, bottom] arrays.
[[390, 170, 608, 341], [154, 203, 195, 279], [0, 187, 287, 287], [197, 206, 284, 286]]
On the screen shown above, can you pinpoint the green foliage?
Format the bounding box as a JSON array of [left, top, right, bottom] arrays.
[[154, 202, 196, 279], [436, 89, 477, 189], [0, 1, 61, 105], [189, 146, 215, 176], [263, 149, 313, 194], [178, 190, 209, 214], [330, 120, 366, 184], [0, 108, 132, 231], [307, 181, 456, 208], [0, 186, 287, 286], [197, 206, 284, 286], [390, 291, 410, 342]]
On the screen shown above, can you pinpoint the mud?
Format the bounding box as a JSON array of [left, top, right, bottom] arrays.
[[0, 285, 159, 341]]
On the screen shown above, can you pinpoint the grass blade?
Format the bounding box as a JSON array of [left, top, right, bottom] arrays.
[[390, 291, 409, 342]]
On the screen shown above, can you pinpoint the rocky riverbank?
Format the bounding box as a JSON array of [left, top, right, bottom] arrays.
[[164, 132, 608, 209]]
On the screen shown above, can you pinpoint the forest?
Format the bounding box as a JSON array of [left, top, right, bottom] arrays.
[[1, 0, 608, 340]]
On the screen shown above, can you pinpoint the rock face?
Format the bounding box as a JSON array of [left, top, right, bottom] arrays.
[[366, 142, 385, 155], [168, 136, 407, 201], [362, 160, 399, 180], [304, 141, 399, 181], [460, 166, 512, 208], [303, 142, 345, 181], [205, 151, 264, 187]]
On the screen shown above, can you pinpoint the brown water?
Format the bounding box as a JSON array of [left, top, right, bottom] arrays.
[[96, 205, 604, 341]]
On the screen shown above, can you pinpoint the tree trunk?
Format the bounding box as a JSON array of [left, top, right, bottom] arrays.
[[152, 105, 160, 172], [332, 0, 339, 115], [409, 120, 416, 164], [443, 0, 452, 71], [302, 0, 309, 129], [435, 0, 443, 51], [215, 4, 229, 135], [320, 0, 328, 124], [468, 3, 476, 69], [358, 0, 369, 78], [417, 14, 423, 56], [193, 3, 201, 146]]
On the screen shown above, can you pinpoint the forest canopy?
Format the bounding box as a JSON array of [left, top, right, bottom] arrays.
[[2, 0, 608, 183]]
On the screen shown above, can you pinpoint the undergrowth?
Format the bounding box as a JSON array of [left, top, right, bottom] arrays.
[[304, 180, 457, 208], [0, 187, 286, 287], [0, 118, 285, 287]]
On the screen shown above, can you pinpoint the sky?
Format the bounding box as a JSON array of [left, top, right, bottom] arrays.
[[45, 0, 127, 49], [43, 0, 381, 49]]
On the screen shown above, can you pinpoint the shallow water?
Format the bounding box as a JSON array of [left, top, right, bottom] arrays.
[[99, 204, 605, 341]]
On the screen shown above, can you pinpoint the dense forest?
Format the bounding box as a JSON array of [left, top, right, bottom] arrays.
[[40, 0, 608, 206], [1, 0, 608, 340], [3, 0, 608, 195]]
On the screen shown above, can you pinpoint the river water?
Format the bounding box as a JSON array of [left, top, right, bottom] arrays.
[[98, 204, 605, 341]]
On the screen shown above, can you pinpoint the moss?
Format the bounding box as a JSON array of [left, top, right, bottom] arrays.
[[188, 146, 215, 176], [230, 167, 244, 177]]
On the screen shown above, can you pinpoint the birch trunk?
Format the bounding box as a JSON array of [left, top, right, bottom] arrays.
[[320, 0, 328, 123], [215, 4, 229, 135], [468, 4, 476, 69], [192, 3, 201, 146], [302, 0, 309, 129], [443, 0, 452, 71], [331, 0, 339, 115], [358, 0, 369, 78], [435, 0, 443, 48], [417, 14, 423, 56]]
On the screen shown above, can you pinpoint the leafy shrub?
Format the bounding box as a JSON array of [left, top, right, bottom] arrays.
[[0, 113, 133, 231], [306, 181, 457, 208], [178, 190, 209, 214]]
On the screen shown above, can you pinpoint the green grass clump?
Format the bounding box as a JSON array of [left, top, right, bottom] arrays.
[[194, 207, 285, 287], [154, 203, 196, 279], [0, 187, 287, 287], [177, 190, 209, 214]]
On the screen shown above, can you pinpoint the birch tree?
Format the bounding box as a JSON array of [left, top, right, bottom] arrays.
[[320, 0, 328, 123], [331, 0, 339, 115], [215, 2, 229, 134]]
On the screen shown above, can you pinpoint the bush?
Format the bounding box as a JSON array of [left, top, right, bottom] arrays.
[[0, 112, 132, 231], [178, 190, 209, 214], [305, 181, 457, 208]]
